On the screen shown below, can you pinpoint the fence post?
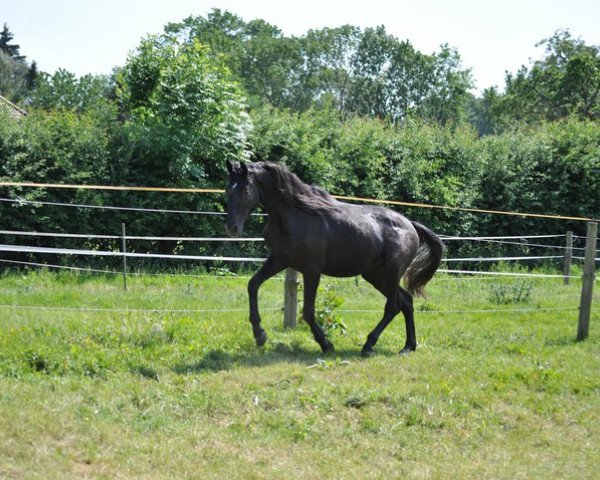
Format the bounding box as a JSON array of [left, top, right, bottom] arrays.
[[563, 230, 573, 285], [577, 222, 597, 341], [121, 222, 127, 291], [283, 268, 298, 329]]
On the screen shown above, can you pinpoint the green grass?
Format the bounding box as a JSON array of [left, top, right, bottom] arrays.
[[0, 269, 599, 479]]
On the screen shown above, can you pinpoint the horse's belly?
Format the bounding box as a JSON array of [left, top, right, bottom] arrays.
[[321, 263, 366, 277], [321, 237, 383, 277]]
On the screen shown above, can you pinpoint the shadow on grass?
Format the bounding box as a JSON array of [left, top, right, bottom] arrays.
[[544, 335, 583, 348], [172, 342, 398, 375], [132, 365, 161, 380]]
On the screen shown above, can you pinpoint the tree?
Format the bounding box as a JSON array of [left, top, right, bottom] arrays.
[[0, 23, 39, 102], [0, 50, 28, 100], [0, 23, 25, 61], [504, 30, 600, 122], [348, 28, 473, 124], [417, 45, 472, 125], [118, 34, 252, 185], [467, 86, 513, 135], [238, 20, 302, 108], [25, 60, 38, 90], [296, 26, 361, 113], [165, 9, 247, 75], [30, 69, 113, 113], [166, 10, 303, 108]]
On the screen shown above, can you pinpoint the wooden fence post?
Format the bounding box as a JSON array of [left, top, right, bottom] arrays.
[[283, 268, 298, 329], [563, 230, 573, 285], [577, 222, 597, 341], [121, 222, 127, 291]]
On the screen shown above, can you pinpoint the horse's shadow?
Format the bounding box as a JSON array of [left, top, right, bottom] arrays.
[[172, 342, 397, 375]]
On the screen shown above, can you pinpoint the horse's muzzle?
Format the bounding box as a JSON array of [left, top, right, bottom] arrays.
[[225, 222, 242, 238]]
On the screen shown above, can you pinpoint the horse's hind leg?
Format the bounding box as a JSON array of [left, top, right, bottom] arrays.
[[360, 271, 403, 357], [361, 292, 402, 357], [248, 254, 286, 346], [398, 287, 416, 354]]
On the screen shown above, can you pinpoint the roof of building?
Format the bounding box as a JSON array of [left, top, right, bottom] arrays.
[[0, 94, 27, 119]]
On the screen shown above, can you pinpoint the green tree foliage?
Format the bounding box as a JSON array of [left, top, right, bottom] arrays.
[[0, 32, 256, 263], [118, 34, 252, 184], [250, 105, 483, 234], [30, 69, 114, 115], [346, 29, 473, 124], [470, 30, 600, 133], [505, 30, 600, 122], [166, 10, 304, 109], [25, 60, 37, 90], [298, 26, 360, 113], [0, 107, 115, 252], [467, 87, 509, 135], [477, 119, 600, 235], [114, 34, 253, 255], [166, 9, 473, 125]]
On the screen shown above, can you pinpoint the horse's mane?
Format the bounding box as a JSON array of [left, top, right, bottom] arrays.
[[251, 162, 339, 213]]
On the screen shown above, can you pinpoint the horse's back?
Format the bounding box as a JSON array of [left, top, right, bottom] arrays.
[[360, 205, 420, 258], [321, 203, 419, 277]]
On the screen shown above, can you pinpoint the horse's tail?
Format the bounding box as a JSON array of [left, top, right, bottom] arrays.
[[403, 222, 444, 297]]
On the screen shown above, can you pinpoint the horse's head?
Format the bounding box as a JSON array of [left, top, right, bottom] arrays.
[[224, 160, 260, 238]]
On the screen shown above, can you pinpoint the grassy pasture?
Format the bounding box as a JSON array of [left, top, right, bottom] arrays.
[[0, 269, 599, 479]]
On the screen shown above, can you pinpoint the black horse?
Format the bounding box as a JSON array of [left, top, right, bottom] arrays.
[[225, 161, 444, 356]]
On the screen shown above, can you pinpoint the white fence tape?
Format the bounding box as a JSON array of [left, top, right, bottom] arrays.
[[3, 257, 576, 281], [440, 234, 565, 240], [0, 230, 120, 240], [0, 197, 267, 216], [0, 304, 280, 313], [2, 229, 585, 251], [442, 256, 564, 262], [437, 269, 573, 279], [0, 244, 266, 262], [0, 258, 118, 274], [0, 244, 566, 265], [0, 258, 282, 280], [0, 230, 264, 242]]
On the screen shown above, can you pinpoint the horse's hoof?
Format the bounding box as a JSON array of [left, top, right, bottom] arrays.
[[255, 330, 268, 347], [360, 348, 375, 358], [399, 345, 416, 355]]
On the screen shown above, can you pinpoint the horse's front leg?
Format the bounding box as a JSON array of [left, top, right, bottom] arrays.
[[248, 255, 286, 346], [303, 272, 334, 353]]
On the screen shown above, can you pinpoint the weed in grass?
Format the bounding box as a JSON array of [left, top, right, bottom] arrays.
[[489, 280, 533, 304], [25, 350, 51, 374], [300, 284, 348, 336], [345, 394, 368, 409], [209, 266, 236, 276]]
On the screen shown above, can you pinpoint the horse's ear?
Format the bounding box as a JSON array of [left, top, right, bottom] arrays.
[[240, 162, 248, 178], [226, 160, 234, 175]]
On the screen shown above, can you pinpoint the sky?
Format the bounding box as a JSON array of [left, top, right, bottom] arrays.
[[2, 0, 600, 93]]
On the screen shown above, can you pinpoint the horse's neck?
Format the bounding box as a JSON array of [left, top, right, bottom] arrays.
[[256, 176, 290, 233]]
